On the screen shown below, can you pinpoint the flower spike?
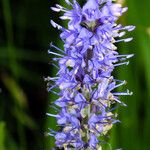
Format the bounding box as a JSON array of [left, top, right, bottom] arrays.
[[48, 0, 135, 149]]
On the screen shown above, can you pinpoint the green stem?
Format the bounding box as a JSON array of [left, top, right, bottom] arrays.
[[2, 0, 18, 78]]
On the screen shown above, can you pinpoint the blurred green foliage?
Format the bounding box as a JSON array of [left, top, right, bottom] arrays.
[[0, 0, 150, 149], [0, 122, 5, 150], [109, 0, 150, 149], [0, 0, 53, 149]]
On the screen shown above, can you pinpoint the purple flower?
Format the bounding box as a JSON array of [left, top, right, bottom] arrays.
[[48, 0, 135, 149], [82, 0, 101, 21]]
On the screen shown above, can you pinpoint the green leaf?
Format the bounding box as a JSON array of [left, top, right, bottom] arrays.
[[0, 122, 5, 150]]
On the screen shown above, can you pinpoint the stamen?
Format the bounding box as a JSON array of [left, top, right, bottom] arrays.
[[51, 7, 62, 12], [60, 16, 72, 20], [50, 20, 63, 30], [113, 97, 122, 103], [49, 129, 57, 134], [50, 42, 65, 54], [51, 63, 59, 69], [47, 89, 59, 95], [48, 50, 64, 57], [55, 4, 68, 11], [46, 113, 59, 118], [49, 105, 59, 111], [114, 61, 129, 67], [116, 54, 134, 59], [44, 77, 59, 81], [48, 85, 58, 91], [115, 37, 133, 43], [124, 25, 136, 31], [112, 89, 133, 96], [48, 133, 55, 137], [113, 78, 125, 83], [114, 80, 126, 89], [118, 31, 126, 37], [122, 7, 128, 13], [52, 58, 61, 61], [65, 0, 73, 5]]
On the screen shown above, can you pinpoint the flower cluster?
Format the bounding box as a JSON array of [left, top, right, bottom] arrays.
[[47, 0, 135, 149]]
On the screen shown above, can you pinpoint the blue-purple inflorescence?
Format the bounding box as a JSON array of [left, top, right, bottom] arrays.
[[47, 0, 135, 149]]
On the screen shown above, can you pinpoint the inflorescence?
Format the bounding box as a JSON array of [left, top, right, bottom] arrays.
[[47, 0, 135, 149]]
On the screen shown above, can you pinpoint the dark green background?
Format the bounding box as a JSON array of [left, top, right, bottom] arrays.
[[0, 0, 150, 149]]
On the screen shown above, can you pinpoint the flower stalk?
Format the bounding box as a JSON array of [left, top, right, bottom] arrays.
[[47, 0, 135, 149]]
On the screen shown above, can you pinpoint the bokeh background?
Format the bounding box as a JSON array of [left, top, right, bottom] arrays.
[[0, 0, 150, 149]]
